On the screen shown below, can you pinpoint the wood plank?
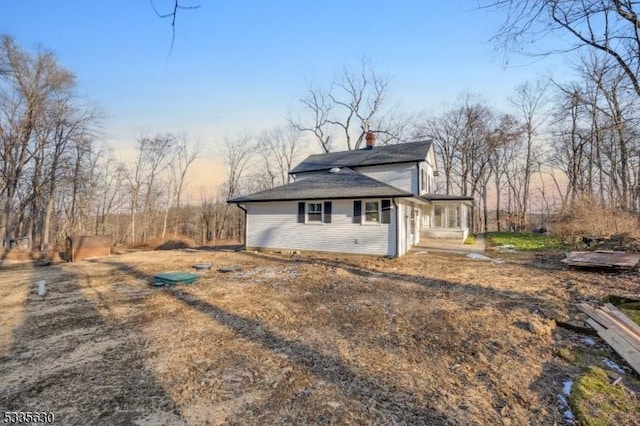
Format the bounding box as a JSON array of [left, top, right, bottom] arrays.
[[562, 251, 640, 269], [598, 328, 640, 375], [585, 317, 606, 333], [580, 304, 640, 353], [601, 303, 640, 342], [577, 303, 619, 329]]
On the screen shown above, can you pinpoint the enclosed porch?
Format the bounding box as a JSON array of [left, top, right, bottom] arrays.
[[417, 196, 474, 242]]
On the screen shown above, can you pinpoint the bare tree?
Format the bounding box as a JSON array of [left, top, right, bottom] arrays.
[[291, 58, 399, 152], [417, 94, 496, 231], [486, 0, 640, 97], [258, 125, 305, 185], [290, 86, 334, 152], [169, 134, 200, 235], [550, 83, 589, 210], [487, 114, 524, 231], [124, 133, 173, 244], [222, 131, 255, 200], [415, 108, 466, 194], [510, 78, 549, 228], [545, 49, 640, 214], [219, 132, 255, 240], [150, 0, 201, 53], [93, 149, 126, 237], [140, 134, 173, 243], [0, 35, 75, 249], [40, 98, 99, 251]]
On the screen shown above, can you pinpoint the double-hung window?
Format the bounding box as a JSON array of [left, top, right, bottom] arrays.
[[307, 202, 323, 222], [353, 200, 391, 224], [298, 201, 332, 224], [364, 201, 380, 223]]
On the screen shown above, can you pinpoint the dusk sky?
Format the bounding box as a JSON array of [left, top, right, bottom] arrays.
[[1, 1, 568, 189]]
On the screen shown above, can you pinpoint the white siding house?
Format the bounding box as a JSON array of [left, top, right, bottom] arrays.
[[229, 135, 474, 257], [246, 199, 397, 256]]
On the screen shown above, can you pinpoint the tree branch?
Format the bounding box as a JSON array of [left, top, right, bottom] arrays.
[[150, 0, 200, 54]]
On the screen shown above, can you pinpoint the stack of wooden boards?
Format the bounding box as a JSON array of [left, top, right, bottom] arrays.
[[562, 251, 640, 269], [577, 303, 640, 375]]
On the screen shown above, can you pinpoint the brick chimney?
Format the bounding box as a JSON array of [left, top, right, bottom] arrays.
[[365, 131, 375, 149]]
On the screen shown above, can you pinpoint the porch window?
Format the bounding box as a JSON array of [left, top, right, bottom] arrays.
[[364, 201, 380, 223], [433, 206, 443, 227], [431, 204, 463, 228], [448, 206, 461, 228], [307, 202, 322, 222]]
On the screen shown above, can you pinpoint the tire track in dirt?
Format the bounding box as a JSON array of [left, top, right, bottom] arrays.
[[0, 261, 184, 425]]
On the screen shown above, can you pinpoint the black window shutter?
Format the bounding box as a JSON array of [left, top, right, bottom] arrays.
[[297, 202, 305, 223], [381, 199, 391, 224], [323, 201, 332, 223], [353, 200, 362, 223]]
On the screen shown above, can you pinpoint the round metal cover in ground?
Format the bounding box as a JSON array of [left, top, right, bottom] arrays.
[[192, 263, 213, 270]]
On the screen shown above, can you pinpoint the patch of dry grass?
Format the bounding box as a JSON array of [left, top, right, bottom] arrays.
[[1, 248, 639, 424]]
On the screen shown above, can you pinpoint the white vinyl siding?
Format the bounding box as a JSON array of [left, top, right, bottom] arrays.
[[246, 200, 397, 256], [355, 163, 417, 194], [419, 162, 435, 194]]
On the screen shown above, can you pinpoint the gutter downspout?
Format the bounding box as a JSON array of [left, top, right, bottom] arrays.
[[237, 204, 248, 250], [392, 198, 399, 257]]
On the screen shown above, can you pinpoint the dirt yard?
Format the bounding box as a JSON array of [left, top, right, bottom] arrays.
[[1, 247, 639, 424]]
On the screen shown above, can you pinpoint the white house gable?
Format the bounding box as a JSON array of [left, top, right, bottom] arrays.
[[354, 163, 416, 194]]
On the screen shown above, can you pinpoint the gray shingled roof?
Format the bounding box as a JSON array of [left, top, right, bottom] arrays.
[[289, 140, 432, 174], [228, 168, 413, 203]]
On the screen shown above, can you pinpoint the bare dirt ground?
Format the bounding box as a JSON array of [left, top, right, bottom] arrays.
[[1, 247, 639, 425]]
